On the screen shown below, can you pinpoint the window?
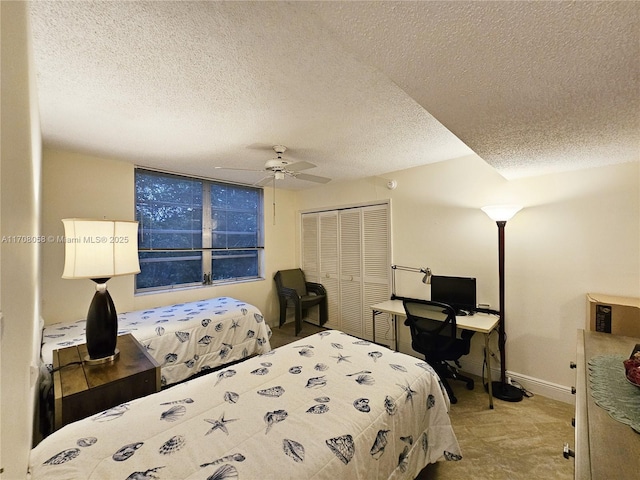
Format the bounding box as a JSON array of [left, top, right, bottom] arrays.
[[135, 169, 264, 292]]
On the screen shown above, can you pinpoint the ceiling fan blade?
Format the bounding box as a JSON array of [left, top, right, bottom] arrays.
[[245, 143, 276, 151], [294, 172, 332, 184], [286, 161, 316, 172], [255, 175, 275, 187], [213, 166, 264, 173]]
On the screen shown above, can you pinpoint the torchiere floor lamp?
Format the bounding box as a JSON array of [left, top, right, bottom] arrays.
[[481, 205, 523, 402]]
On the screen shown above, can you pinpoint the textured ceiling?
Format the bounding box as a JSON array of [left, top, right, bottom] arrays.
[[29, 1, 639, 189]]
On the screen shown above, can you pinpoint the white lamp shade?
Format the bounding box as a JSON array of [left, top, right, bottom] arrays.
[[62, 219, 141, 279], [481, 205, 523, 222]]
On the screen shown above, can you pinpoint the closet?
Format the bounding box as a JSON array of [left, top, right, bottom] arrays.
[[301, 203, 392, 343]]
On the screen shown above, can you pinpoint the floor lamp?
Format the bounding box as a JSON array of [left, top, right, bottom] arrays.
[[481, 205, 523, 402], [62, 219, 140, 364]]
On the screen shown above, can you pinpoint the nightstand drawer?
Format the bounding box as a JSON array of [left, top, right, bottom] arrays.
[[53, 333, 160, 429]]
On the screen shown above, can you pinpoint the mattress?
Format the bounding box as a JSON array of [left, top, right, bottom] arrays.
[[29, 330, 461, 480], [41, 296, 272, 386]]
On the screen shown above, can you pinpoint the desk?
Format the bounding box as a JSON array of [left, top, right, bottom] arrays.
[[370, 299, 500, 409]]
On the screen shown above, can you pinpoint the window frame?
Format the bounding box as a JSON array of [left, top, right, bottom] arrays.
[[135, 168, 264, 293]]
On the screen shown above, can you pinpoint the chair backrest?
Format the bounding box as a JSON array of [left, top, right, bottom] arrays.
[[274, 269, 308, 297], [403, 299, 458, 355]]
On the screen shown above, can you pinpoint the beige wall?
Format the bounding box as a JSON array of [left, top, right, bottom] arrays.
[[41, 148, 299, 327], [41, 150, 136, 323], [3, 2, 635, 476], [297, 155, 640, 401], [1, 1, 42, 476]]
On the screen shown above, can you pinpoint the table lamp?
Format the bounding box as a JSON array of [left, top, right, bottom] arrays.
[[62, 219, 140, 364]]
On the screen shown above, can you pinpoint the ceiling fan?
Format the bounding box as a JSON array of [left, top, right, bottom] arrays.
[[214, 145, 331, 187]]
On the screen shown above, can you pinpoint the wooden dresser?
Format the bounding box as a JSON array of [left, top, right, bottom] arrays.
[[571, 329, 640, 479]]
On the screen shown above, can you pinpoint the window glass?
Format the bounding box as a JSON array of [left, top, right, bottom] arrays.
[[135, 169, 263, 291], [137, 174, 203, 250], [136, 251, 203, 289], [211, 250, 259, 280], [211, 183, 260, 249]]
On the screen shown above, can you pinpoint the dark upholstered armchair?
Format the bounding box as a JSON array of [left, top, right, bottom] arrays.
[[274, 269, 328, 335]]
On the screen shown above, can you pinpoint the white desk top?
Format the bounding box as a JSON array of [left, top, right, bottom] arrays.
[[370, 299, 499, 334]]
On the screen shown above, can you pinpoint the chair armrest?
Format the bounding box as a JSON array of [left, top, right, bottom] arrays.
[[279, 286, 301, 300], [306, 282, 326, 296]]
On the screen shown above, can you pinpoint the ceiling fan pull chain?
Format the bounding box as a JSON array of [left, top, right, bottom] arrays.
[[273, 176, 277, 225]]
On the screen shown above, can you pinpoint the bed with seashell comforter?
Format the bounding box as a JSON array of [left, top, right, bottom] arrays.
[[40, 297, 272, 387], [29, 330, 461, 480]]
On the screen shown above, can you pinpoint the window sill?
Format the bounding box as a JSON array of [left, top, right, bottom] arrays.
[[134, 276, 265, 296]]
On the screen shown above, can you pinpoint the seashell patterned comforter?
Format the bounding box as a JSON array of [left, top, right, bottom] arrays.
[[29, 330, 461, 480], [40, 297, 272, 386]]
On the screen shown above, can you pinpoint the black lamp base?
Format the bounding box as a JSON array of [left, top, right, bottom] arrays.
[[491, 381, 524, 402], [85, 278, 118, 362], [84, 348, 120, 365]]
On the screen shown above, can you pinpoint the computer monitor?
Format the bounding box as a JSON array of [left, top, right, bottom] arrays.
[[430, 275, 477, 314]]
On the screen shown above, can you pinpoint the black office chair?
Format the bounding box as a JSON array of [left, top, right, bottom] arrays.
[[274, 269, 328, 336], [403, 298, 475, 404]]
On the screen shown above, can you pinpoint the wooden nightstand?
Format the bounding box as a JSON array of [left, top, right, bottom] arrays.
[[52, 333, 160, 430]]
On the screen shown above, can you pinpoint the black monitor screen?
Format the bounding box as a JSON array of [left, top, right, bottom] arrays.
[[430, 275, 477, 313]]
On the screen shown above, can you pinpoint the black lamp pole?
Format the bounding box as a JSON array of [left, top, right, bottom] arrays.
[[492, 219, 523, 402]]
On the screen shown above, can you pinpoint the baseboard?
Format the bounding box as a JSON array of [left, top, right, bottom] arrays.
[[396, 338, 575, 405], [460, 358, 576, 405]]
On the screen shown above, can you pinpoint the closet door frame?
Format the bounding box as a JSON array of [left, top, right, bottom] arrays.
[[300, 200, 391, 341]]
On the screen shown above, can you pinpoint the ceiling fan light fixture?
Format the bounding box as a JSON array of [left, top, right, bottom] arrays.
[[214, 144, 331, 186], [265, 159, 290, 169]]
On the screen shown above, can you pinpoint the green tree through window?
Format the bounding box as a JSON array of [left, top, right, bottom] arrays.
[[135, 169, 264, 291]]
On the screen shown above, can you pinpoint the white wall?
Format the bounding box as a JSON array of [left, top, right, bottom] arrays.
[[41, 148, 300, 328], [297, 155, 640, 402], [0, 1, 42, 476]]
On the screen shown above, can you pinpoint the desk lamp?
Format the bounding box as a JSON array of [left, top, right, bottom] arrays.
[[62, 219, 140, 364], [481, 205, 523, 402], [391, 264, 432, 299]]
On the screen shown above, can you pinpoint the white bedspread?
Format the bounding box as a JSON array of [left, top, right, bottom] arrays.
[[41, 297, 272, 386], [29, 330, 461, 480]]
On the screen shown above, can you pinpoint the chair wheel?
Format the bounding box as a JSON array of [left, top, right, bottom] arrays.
[[466, 380, 474, 390], [450, 395, 458, 404]]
